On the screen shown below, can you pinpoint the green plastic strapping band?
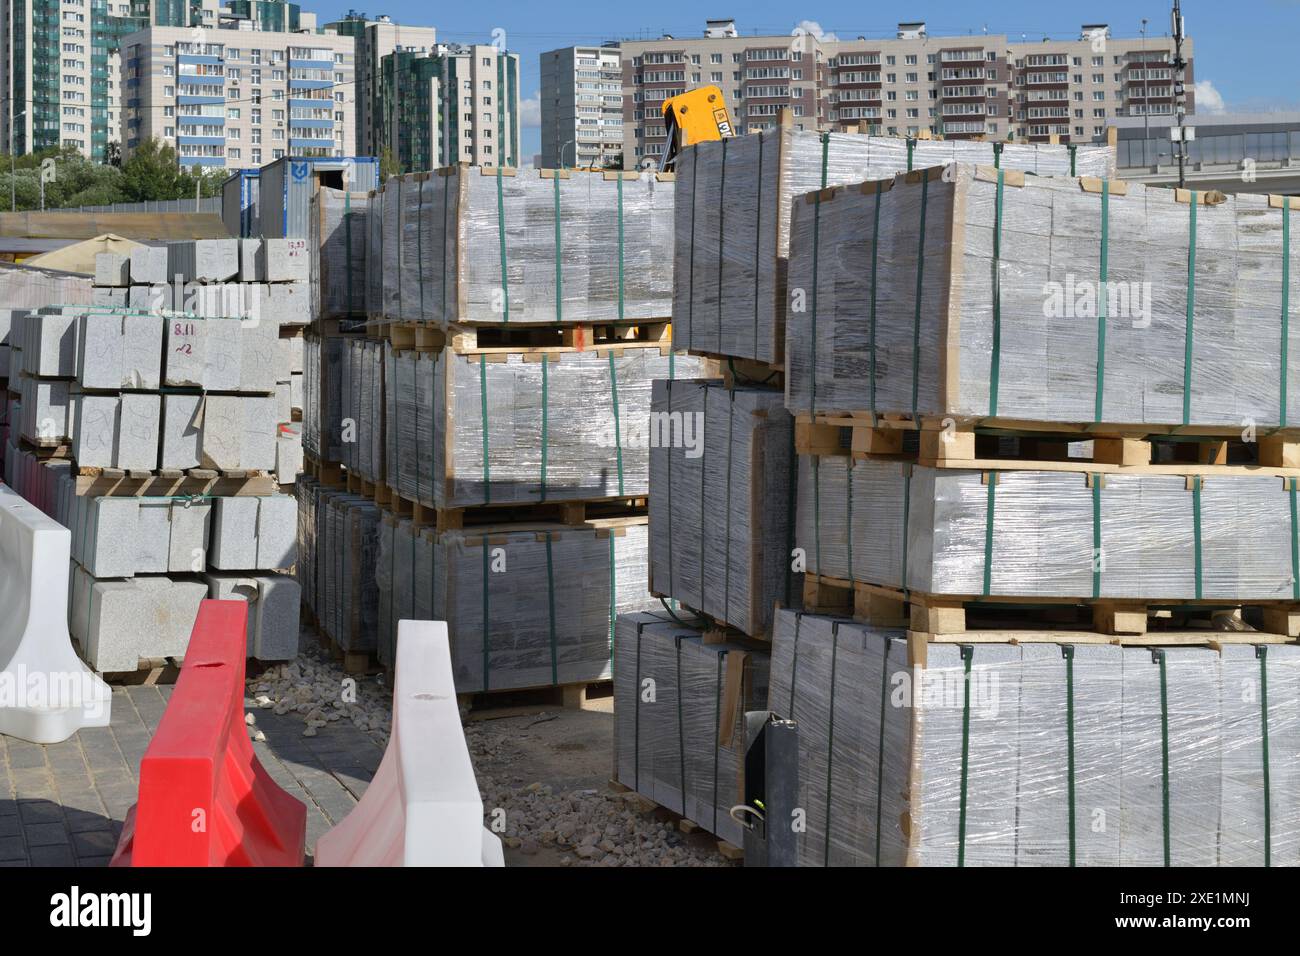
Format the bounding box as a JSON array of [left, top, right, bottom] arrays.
[[552, 172, 563, 323], [1282, 197, 1291, 428], [1291, 478, 1299, 601], [1095, 181, 1109, 423], [687, 147, 698, 346], [616, 174, 625, 321], [496, 167, 510, 323], [752, 131, 764, 356], [823, 622, 840, 867], [608, 352, 625, 496], [1258, 645, 1273, 866], [545, 534, 558, 684], [481, 542, 491, 691], [869, 180, 883, 418], [1156, 649, 1171, 866], [1192, 475, 1204, 599], [539, 355, 549, 502], [343, 191, 354, 313], [666, 380, 676, 597], [906, 138, 915, 172], [812, 456, 822, 583], [633, 625, 643, 790], [982, 475, 997, 597], [1069, 144, 1077, 177], [441, 173, 450, 321], [808, 189, 823, 415], [783, 414, 797, 606], [711, 653, 723, 835], [787, 613, 802, 716], [957, 644, 974, 867], [716, 137, 728, 350], [900, 465, 912, 594], [479, 354, 491, 504], [911, 172, 929, 421], [1091, 475, 1102, 599], [1183, 193, 1198, 425], [1063, 645, 1077, 867], [845, 459, 854, 578], [675, 637, 688, 816], [417, 180, 426, 320], [608, 535, 617, 662], [820, 131, 830, 188], [992, 141, 1002, 169], [989, 169, 1005, 417], [722, 393, 735, 620], [873, 638, 890, 866]]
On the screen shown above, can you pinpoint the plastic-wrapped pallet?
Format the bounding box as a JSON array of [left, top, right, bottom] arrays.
[[769, 609, 1299, 866], [296, 477, 320, 610], [384, 344, 710, 509], [300, 487, 380, 654], [612, 610, 769, 846], [375, 515, 657, 691], [378, 168, 675, 325], [365, 186, 384, 319], [648, 379, 797, 637], [797, 457, 1300, 600], [312, 187, 369, 320], [302, 332, 345, 462], [674, 128, 1116, 364], [339, 337, 384, 484], [787, 164, 1300, 428], [0, 261, 93, 309]]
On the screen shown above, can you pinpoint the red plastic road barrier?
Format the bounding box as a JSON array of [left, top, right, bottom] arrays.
[[110, 599, 307, 867]]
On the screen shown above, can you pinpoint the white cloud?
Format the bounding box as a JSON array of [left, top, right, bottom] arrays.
[[1195, 79, 1226, 114], [794, 19, 838, 42], [520, 92, 541, 128]]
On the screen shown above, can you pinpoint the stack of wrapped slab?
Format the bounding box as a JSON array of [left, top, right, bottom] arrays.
[[786, 164, 1300, 426], [384, 344, 708, 509], [376, 167, 675, 325], [674, 128, 1116, 364], [302, 332, 344, 463], [648, 379, 797, 637], [338, 337, 384, 485], [796, 457, 1300, 600], [297, 479, 381, 654], [768, 608, 1299, 866], [374, 515, 657, 691], [0, 261, 93, 310], [312, 187, 370, 321], [612, 611, 770, 845]]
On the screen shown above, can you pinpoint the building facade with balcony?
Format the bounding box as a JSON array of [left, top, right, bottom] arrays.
[[120, 22, 354, 170], [539, 43, 623, 169]]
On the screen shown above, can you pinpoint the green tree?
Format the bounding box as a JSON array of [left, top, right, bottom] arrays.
[[379, 146, 403, 180], [119, 138, 188, 202]]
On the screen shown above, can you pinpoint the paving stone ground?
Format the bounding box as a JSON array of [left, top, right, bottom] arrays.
[[0, 684, 384, 867]]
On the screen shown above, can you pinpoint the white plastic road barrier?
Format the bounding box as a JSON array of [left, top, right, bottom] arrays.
[[315, 620, 504, 867], [0, 482, 112, 743]]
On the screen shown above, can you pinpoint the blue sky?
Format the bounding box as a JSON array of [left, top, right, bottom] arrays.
[[316, 0, 1300, 157]]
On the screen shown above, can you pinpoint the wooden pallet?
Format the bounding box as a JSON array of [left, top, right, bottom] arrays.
[[714, 355, 784, 390], [796, 413, 1300, 475], [303, 452, 345, 487], [388, 490, 647, 533], [457, 679, 613, 714], [100, 656, 183, 686], [384, 319, 672, 355], [73, 467, 277, 497], [803, 573, 1300, 646], [303, 604, 376, 676], [345, 469, 391, 505], [607, 780, 743, 861]]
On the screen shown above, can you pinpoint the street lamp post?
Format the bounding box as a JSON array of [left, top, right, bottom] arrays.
[[1140, 18, 1149, 148], [11, 109, 25, 212], [560, 138, 574, 170]]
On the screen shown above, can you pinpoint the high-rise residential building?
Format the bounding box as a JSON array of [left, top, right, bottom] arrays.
[[539, 43, 623, 169], [0, 0, 320, 160], [322, 11, 436, 159], [375, 42, 520, 170], [615, 19, 1193, 168], [120, 21, 355, 170]]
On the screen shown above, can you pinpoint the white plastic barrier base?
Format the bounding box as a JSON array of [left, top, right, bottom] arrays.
[[0, 482, 112, 743], [315, 620, 504, 867]]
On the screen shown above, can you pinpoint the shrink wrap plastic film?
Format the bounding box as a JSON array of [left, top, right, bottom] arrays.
[[797, 455, 1300, 600], [648, 379, 798, 636], [612, 611, 769, 846], [769, 609, 1300, 866], [787, 164, 1300, 427], [375, 169, 674, 325], [312, 187, 370, 320], [374, 516, 658, 692], [297, 479, 381, 654], [338, 337, 384, 484], [383, 344, 709, 509], [303, 333, 343, 461], [674, 129, 1115, 363]]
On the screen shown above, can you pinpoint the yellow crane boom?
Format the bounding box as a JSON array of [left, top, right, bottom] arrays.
[[659, 85, 735, 171]]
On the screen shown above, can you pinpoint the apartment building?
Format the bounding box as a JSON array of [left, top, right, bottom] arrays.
[[539, 43, 623, 169], [323, 11, 436, 159], [373, 42, 520, 170], [120, 21, 355, 170], [617, 19, 1193, 167]]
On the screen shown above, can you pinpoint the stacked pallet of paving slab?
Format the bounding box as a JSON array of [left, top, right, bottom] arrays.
[[375, 167, 675, 326], [296, 477, 381, 656], [612, 610, 770, 847], [338, 337, 384, 487], [766, 608, 1300, 866], [648, 379, 797, 638], [674, 125, 1115, 365], [374, 512, 657, 691], [312, 186, 370, 325], [0, 308, 14, 474]]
